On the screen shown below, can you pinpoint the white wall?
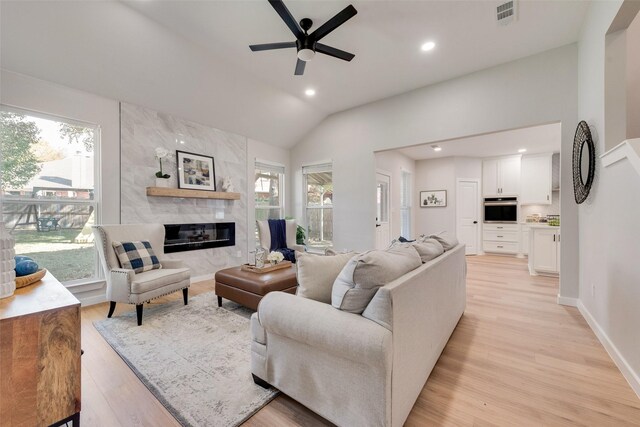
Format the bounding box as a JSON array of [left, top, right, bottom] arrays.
[[292, 44, 579, 299], [413, 157, 481, 238], [577, 0, 640, 396], [374, 151, 415, 239]]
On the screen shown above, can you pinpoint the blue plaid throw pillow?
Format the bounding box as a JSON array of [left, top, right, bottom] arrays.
[[112, 241, 161, 273]]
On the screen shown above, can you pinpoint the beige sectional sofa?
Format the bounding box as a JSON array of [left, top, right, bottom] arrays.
[[251, 243, 467, 427]]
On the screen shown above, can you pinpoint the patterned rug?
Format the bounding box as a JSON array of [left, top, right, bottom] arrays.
[[94, 292, 278, 427]]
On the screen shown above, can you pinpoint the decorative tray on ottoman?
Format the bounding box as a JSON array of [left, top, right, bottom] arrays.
[[241, 261, 292, 274], [15, 268, 47, 289]]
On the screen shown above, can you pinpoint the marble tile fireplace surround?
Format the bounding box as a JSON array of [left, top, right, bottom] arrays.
[[120, 102, 248, 279]]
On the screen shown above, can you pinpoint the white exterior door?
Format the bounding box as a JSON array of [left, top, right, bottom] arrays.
[[456, 180, 479, 255], [375, 173, 391, 250]]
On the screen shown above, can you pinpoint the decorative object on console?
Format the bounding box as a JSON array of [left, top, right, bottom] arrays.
[[221, 176, 235, 192], [0, 222, 16, 299], [572, 120, 595, 204], [15, 268, 47, 289], [420, 190, 447, 207], [155, 147, 171, 187], [176, 150, 216, 191]]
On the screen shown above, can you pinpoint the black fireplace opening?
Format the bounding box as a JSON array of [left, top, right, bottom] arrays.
[[164, 222, 235, 253]]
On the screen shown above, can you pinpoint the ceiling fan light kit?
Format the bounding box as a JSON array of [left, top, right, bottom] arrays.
[[249, 0, 358, 75]]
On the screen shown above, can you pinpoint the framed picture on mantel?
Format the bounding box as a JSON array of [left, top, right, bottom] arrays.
[[420, 190, 447, 207], [176, 150, 216, 191]]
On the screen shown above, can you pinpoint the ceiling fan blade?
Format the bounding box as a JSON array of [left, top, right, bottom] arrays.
[[294, 58, 306, 76], [316, 43, 355, 61], [249, 41, 297, 51], [309, 4, 357, 42], [268, 0, 304, 39]]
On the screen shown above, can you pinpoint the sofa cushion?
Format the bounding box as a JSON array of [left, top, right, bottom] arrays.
[[332, 243, 422, 314], [112, 240, 161, 273], [130, 267, 190, 294], [296, 251, 356, 303], [424, 233, 459, 251], [413, 238, 444, 262]]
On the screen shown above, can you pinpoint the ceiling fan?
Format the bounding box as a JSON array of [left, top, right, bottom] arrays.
[[249, 0, 358, 76]]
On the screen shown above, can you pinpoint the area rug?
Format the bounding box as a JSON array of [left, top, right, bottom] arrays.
[[93, 292, 278, 427]]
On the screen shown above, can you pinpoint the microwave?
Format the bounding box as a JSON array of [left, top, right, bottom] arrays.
[[484, 197, 518, 223]]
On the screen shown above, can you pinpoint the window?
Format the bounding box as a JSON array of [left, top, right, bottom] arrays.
[[255, 161, 285, 221], [303, 163, 333, 250], [1, 107, 100, 284], [400, 170, 412, 238]]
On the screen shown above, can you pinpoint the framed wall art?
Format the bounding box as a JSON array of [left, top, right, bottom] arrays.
[[420, 190, 447, 207], [176, 150, 216, 191]]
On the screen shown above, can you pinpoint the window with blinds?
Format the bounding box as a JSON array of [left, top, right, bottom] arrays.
[[400, 170, 412, 238], [255, 161, 285, 222], [303, 163, 333, 249]]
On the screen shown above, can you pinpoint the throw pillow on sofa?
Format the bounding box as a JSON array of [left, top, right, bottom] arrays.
[[422, 232, 459, 251], [412, 238, 444, 262], [296, 251, 357, 304], [332, 243, 422, 314]]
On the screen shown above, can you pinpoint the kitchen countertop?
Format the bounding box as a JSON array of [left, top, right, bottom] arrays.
[[526, 224, 560, 229]]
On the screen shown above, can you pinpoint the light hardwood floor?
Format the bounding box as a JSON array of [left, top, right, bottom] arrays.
[[80, 255, 640, 426]]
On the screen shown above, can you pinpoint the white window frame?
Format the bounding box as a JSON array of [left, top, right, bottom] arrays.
[[302, 162, 333, 249], [0, 105, 102, 286], [254, 160, 285, 221], [400, 169, 412, 238]]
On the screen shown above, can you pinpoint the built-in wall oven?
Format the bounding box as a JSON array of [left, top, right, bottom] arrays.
[[483, 197, 518, 223]]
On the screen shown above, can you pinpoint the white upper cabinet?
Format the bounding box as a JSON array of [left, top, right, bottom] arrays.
[[482, 156, 521, 197], [520, 153, 553, 205]]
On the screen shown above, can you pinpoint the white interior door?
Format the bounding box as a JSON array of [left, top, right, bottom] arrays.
[[375, 173, 391, 250], [456, 180, 480, 255]]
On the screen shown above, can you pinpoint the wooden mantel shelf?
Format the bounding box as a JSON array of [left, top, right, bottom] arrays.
[[146, 187, 240, 200]]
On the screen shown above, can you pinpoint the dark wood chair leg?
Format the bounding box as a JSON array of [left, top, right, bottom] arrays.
[[136, 304, 143, 326], [252, 374, 271, 389], [217, 296, 222, 307], [183, 288, 188, 305], [107, 301, 116, 318]]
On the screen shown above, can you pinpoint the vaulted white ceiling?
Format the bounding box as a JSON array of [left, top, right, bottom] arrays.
[[0, 1, 589, 148]]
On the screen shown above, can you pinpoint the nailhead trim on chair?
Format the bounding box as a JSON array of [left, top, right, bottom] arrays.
[[128, 286, 191, 305]]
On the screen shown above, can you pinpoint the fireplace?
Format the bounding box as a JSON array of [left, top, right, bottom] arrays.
[[163, 222, 235, 253]]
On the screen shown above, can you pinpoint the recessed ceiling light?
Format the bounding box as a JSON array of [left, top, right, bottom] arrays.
[[518, 148, 527, 153], [421, 41, 436, 52], [305, 89, 316, 97], [432, 145, 442, 152]]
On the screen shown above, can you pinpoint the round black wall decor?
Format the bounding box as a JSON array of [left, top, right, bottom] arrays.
[[572, 121, 595, 204]]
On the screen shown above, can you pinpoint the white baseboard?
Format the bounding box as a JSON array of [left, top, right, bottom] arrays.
[[556, 294, 578, 307], [578, 300, 640, 399]]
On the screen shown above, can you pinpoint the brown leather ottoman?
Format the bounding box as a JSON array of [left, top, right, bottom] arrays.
[[214, 265, 297, 310]]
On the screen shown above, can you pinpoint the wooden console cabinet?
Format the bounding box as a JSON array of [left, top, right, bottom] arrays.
[[0, 272, 81, 426]]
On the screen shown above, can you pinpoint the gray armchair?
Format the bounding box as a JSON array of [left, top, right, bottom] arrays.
[[92, 223, 190, 325], [256, 219, 305, 253]]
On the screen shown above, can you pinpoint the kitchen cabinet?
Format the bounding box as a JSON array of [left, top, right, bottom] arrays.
[[528, 226, 560, 275], [483, 223, 520, 254], [520, 154, 552, 205], [520, 224, 530, 255], [482, 156, 521, 197]]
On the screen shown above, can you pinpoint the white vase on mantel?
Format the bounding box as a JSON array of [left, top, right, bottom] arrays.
[[0, 222, 16, 299], [155, 178, 170, 188]]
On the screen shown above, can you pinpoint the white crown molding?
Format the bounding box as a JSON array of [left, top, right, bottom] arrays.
[[600, 138, 640, 175]]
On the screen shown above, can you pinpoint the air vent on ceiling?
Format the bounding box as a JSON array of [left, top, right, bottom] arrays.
[[496, 1, 517, 25]]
